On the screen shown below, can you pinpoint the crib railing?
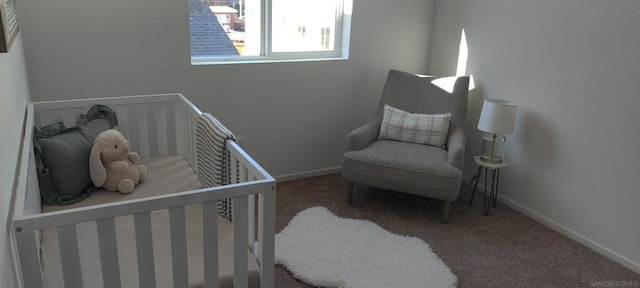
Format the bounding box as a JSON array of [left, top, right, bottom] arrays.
[[13, 170, 275, 288], [30, 93, 200, 161], [11, 94, 275, 288]]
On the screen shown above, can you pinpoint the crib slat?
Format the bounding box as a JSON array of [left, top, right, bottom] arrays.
[[97, 218, 122, 288], [203, 201, 220, 288], [185, 107, 192, 164], [62, 109, 77, 127], [233, 196, 249, 288], [150, 104, 160, 157], [116, 105, 130, 140], [248, 194, 255, 251], [187, 113, 197, 170], [134, 212, 156, 287], [75, 107, 86, 123], [51, 109, 63, 126], [26, 148, 42, 217], [26, 148, 43, 253], [166, 101, 178, 155], [155, 102, 169, 156], [175, 105, 186, 159], [57, 224, 83, 288], [136, 104, 150, 158], [240, 166, 248, 183], [125, 105, 140, 155], [38, 110, 53, 127], [169, 207, 188, 287], [13, 223, 44, 288], [147, 104, 159, 157], [259, 185, 276, 288]]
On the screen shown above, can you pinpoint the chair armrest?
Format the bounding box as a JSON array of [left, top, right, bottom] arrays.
[[446, 128, 466, 169], [346, 119, 381, 151]]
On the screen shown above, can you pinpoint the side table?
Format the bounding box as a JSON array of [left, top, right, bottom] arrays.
[[468, 156, 508, 216]]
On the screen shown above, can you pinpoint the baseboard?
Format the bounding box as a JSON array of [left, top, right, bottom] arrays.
[[275, 166, 341, 182], [462, 180, 640, 274]]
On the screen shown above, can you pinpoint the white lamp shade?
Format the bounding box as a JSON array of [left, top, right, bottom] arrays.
[[477, 99, 517, 135]]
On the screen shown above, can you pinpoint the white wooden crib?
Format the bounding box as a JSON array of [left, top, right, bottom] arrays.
[[11, 94, 275, 288]]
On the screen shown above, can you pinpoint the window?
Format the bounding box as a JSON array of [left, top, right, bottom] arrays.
[[297, 26, 307, 40], [189, 0, 352, 64], [320, 27, 331, 49], [216, 14, 230, 25]]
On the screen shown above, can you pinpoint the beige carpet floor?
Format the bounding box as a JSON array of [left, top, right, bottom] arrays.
[[274, 173, 640, 288]]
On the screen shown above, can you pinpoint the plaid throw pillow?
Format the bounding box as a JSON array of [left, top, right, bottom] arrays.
[[378, 104, 451, 147]]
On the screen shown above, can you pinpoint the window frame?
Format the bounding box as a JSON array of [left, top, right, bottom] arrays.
[[190, 0, 351, 65]]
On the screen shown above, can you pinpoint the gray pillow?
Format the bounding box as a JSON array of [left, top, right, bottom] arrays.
[[34, 105, 117, 205]]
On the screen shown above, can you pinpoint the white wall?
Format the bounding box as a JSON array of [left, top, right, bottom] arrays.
[[428, 0, 640, 273], [0, 35, 32, 288], [16, 0, 436, 178]]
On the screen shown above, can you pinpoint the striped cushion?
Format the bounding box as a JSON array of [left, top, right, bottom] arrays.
[[378, 105, 451, 147]]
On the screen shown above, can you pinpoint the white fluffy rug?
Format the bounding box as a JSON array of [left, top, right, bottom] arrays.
[[275, 206, 457, 288]]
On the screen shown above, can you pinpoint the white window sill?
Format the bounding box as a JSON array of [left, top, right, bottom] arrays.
[[191, 56, 349, 66]]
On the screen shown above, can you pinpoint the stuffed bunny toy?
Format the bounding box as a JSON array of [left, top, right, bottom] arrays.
[[90, 130, 147, 193]]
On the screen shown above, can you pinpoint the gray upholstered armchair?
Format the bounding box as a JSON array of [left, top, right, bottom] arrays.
[[342, 70, 469, 223]]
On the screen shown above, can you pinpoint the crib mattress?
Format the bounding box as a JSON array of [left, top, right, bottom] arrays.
[[40, 156, 260, 288]]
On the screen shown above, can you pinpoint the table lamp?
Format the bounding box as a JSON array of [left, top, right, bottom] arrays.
[[477, 99, 517, 164]]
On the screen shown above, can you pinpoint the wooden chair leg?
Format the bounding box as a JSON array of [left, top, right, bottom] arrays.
[[346, 182, 354, 204], [441, 201, 451, 224]]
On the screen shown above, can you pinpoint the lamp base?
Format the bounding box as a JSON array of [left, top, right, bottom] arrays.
[[480, 133, 506, 164]]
